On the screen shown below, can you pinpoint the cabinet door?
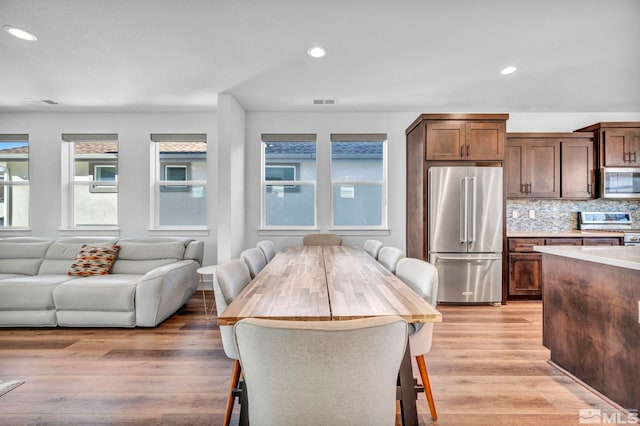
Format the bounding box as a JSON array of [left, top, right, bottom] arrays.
[[630, 129, 640, 164], [426, 121, 465, 160], [466, 121, 505, 160], [582, 238, 621, 246], [505, 143, 526, 197], [508, 253, 542, 296], [528, 141, 561, 198], [602, 128, 630, 166], [561, 140, 594, 198]]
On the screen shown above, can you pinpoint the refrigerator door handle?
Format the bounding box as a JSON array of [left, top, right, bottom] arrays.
[[433, 254, 502, 262], [468, 176, 477, 243], [460, 177, 468, 244]]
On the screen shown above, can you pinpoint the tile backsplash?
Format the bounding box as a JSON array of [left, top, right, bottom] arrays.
[[506, 199, 640, 232]]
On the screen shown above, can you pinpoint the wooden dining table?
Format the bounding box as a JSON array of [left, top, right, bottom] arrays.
[[218, 245, 442, 425]]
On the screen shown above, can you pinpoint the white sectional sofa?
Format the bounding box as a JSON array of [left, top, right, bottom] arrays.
[[0, 236, 203, 327]]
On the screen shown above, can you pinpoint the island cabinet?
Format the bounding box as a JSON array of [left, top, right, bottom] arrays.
[[507, 236, 621, 299], [574, 122, 640, 167], [506, 133, 595, 199]]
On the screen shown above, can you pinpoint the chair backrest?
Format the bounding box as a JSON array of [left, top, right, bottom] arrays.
[[377, 246, 405, 274], [240, 247, 267, 278], [234, 316, 408, 426], [214, 259, 252, 359], [302, 233, 342, 246], [363, 239, 384, 259], [395, 257, 439, 356], [256, 240, 277, 263], [395, 258, 439, 307]]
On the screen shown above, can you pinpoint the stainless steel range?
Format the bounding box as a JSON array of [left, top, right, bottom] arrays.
[[578, 211, 640, 246]]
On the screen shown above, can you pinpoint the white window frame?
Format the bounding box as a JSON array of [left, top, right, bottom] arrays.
[[61, 133, 119, 230], [260, 134, 317, 230], [329, 134, 388, 230], [150, 134, 207, 231], [0, 135, 30, 230]]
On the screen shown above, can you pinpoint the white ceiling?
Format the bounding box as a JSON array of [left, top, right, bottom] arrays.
[[1, 0, 639, 113]]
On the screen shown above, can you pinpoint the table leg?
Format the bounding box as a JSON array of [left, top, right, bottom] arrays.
[[200, 274, 215, 319], [398, 344, 418, 426], [239, 379, 249, 426]]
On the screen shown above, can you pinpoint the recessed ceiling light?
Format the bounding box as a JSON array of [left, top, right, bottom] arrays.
[[500, 66, 517, 75], [307, 46, 327, 58], [4, 25, 38, 41]]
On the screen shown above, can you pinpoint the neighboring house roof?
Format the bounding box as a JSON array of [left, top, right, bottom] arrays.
[[265, 141, 382, 158], [0, 142, 207, 155]]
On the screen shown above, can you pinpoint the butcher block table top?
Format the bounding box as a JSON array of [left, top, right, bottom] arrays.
[[217, 245, 441, 325]]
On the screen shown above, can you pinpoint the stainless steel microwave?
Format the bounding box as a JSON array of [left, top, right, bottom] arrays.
[[601, 168, 640, 199]]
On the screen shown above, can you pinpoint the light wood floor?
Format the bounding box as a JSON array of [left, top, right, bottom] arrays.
[[0, 295, 616, 425]]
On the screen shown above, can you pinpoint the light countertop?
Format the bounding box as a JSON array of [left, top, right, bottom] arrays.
[[534, 245, 640, 271], [507, 231, 623, 238]]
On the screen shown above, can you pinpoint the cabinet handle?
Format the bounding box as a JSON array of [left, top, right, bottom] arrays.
[[466, 145, 470, 156], [520, 183, 526, 194], [527, 183, 532, 194], [625, 152, 630, 162], [460, 146, 464, 157], [633, 151, 637, 162], [587, 183, 593, 194]]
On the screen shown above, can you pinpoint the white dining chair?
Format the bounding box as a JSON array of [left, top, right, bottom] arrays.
[[234, 316, 408, 426], [377, 246, 405, 274], [363, 239, 384, 259], [395, 257, 439, 420], [256, 240, 277, 263], [302, 233, 342, 246], [240, 247, 267, 278], [214, 259, 253, 426]]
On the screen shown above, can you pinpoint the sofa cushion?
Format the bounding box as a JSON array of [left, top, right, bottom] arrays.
[[53, 275, 140, 327], [111, 241, 186, 274], [0, 275, 77, 310], [0, 239, 52, 276], [68, 245, 121, 276], [38, 238, 119, 275]]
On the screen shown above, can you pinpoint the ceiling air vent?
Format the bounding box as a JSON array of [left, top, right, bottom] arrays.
[[313, 99, 336, 105]]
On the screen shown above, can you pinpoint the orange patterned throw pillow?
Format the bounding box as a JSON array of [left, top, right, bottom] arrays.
[[67, 245, 121, 276]]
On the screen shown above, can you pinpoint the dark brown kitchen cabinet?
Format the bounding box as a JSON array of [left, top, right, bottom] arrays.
[[582, 238, 621, 246], [506, 136, 560, 198], [509, 253, 543, 297], [405, 113, 509, 260], [506, 133, 595, 199], [574, 122, 640, 167], [507, 236, 621, 299], [426, 120, 506, 161], [561, 138, 595, 199]]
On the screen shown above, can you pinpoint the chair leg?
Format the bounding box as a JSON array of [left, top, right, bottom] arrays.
[[224, 360, 241, 426], [415, 354, 437, 421]]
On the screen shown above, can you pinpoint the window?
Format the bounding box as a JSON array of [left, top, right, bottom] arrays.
[[63, 133, 118, 227], [330, 134, 387, 228], [151, 134, 207, 228], [262, 134, 316, 228], [0, 135, 29, 228]]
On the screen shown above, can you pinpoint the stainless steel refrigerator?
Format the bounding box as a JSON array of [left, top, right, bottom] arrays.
[[428, 166, 503, 303]]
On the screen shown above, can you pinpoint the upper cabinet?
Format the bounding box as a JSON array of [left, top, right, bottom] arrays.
[[574, 122, 640, 167], [406, 114, 508, 162], [506, 133, 594, 199]]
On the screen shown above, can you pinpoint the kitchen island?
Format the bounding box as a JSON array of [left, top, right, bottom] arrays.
[[535, 245, 640, 410]]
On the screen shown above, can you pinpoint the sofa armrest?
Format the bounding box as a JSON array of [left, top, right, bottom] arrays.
[[134, 259, 200, 327]]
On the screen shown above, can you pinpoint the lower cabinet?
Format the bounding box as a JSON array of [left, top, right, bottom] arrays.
[[507, 236, 622, 299]]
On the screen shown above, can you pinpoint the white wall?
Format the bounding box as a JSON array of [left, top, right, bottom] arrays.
[[0, 111, 219, 267], [1, 110, 640, 266]]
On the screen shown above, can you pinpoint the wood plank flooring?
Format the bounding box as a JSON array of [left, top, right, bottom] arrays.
[[0, 295, 617, 425]]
